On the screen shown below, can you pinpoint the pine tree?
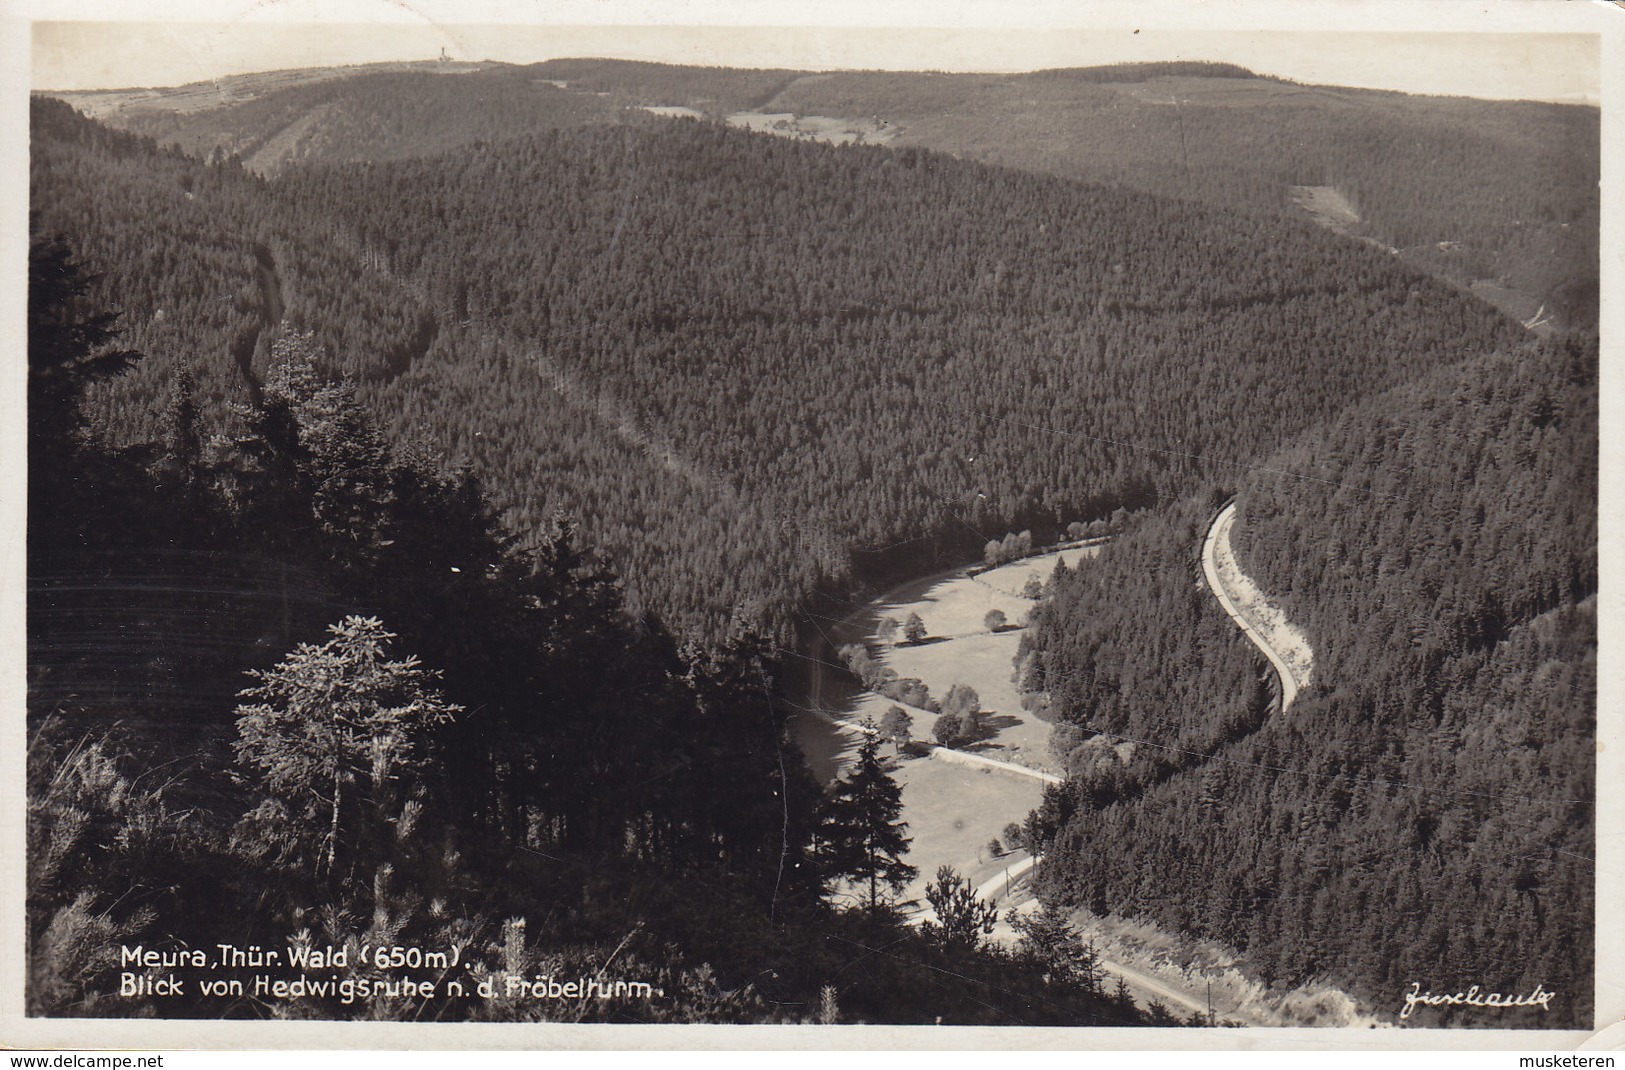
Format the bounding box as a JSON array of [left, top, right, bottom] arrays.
[[816, 726, 916, 910], [233, 616, 462, 884], [27, 236, 139, 459], [922, 865, 999, 954], [27, 235, 143, 563], [1012, 901, 1104, 992], [260, 332, 398, 573]]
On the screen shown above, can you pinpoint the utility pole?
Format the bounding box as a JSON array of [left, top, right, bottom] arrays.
[[1206, 979, 1214, 1027]]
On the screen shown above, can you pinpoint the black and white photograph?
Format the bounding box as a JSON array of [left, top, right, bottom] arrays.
[[4, 0, 1617, 1051]]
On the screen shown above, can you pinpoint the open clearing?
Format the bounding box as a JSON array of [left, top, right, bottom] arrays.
[[809, 540, 1260, 1019], [244, 106, 334, 177], [1287, 184, 1360, 233], [52, 61, 487, 120], [640, 105, 704, 119], [811, 545, 1095, 906], [725, 111, 898, 146], [835, 543, 1102, 774]]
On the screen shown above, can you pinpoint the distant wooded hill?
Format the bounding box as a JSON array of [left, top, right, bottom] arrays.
[[59, 57, 1598, 330], [32, 96, 1521, 638]]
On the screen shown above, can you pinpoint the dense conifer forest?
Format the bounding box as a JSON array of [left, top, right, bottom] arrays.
[[1020, 333, 1596, 1026], [28, 240, 1138, 1024], [83, 59, 1597, 329], [31, 95, 1522, 637], [26, 55, 1597, 1028], [766, 65, 1598, 321], [115, 67, 624, 176]]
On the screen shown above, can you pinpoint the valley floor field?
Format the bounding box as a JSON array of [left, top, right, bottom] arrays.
[[799, 542, 1258, 1022], [800, 527, 1371, 1026]]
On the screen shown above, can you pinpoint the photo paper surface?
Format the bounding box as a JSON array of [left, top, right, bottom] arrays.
[[4, 0, 1618, 1051]]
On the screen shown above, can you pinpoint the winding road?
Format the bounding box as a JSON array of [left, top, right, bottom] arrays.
[[1201, 501, 1305, 711]]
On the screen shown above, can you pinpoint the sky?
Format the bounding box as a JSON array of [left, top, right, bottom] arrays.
[[18, 1, 1609, 105]]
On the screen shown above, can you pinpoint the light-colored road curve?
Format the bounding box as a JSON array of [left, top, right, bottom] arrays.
[[1201, 501, 1303, 711], [931, 856, 1225, 1023], [811, 711, 1061, 787], [975, 854, 1037, 902]]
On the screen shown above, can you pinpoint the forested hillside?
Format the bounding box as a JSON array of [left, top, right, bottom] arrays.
[[28, 242, 1139, 1025], [67, 59, 1598, 329], [31, 96, 1523, 637], [113, 67, 623, 176], [761, 63, 1598, 329], [1019, 333, 1596, 1025], [89, 59, 801, 158]]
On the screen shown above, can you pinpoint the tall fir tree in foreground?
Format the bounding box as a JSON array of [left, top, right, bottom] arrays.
[[815, 726, 916, 911]]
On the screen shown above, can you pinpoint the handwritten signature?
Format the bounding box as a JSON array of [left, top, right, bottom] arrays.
[[1401, 981, 1555, 1020]]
